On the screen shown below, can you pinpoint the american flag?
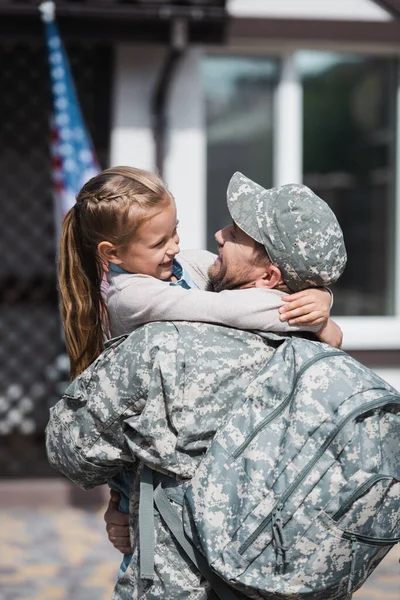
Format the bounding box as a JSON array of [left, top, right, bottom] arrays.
[[40, 1, 100, 221], [40, 1, 107, 298]]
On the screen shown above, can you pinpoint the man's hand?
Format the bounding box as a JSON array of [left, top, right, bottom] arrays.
[[104, 490, 132, 554], [278, 288, 331, 326]]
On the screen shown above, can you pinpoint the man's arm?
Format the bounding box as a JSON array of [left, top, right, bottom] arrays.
[[45, 325, 179, 488]]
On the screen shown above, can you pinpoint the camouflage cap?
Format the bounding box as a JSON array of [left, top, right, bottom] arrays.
[[227, 172, 347, 292]]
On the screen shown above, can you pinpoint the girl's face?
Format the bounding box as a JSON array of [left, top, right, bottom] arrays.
[[114, 196, 180, 280]]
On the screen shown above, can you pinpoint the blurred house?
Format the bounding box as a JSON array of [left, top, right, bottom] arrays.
[[1, 0, 400, 486]]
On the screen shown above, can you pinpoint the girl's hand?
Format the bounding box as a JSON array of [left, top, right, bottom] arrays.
[[279, 288, 331, 326]]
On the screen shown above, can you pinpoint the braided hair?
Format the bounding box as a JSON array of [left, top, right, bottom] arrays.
[[58, 166, 169, 379]]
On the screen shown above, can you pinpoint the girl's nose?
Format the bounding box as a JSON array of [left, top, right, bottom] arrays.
[[167, 239, 180, 256]]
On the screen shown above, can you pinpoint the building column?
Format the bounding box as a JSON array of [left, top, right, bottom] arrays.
[[109, 44, 164, 170], [273, 52, 303, 187], [164, 48, 206, 250], [394, 59, 400, 317]]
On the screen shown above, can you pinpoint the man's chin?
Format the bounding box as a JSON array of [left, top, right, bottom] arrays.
[[207, 271, 240, 293], [206, 263, 220, 291], [207, 263, 256, 293], [208, 262, 219, 278]]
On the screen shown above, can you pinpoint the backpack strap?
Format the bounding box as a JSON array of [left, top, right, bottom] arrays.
[[138, 464, 192, 580], [139, 464, 155, 580], [153, 483, 240, 600], [139, 464, 239, 599]]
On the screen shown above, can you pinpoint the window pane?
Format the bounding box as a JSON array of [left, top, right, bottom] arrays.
[[300, 51, 397, 316], [203, 56, 278, 250]]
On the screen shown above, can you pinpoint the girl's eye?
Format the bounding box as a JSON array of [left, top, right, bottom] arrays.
[[151, 239, 165, 248]]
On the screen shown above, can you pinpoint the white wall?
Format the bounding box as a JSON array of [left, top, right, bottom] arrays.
[[110, 44, 206, 251], [228, 0, 392, 21], [373, 369, 400, 392]]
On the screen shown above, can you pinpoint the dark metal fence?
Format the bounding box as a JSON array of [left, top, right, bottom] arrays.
[[0, 36, 112, 477]]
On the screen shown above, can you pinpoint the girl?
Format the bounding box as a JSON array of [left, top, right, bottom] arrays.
[[58, 165, 339, 579], [59, 165, 336, 381]]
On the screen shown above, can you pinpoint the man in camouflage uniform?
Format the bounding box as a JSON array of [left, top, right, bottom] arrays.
[[46, 173, 347, 600]]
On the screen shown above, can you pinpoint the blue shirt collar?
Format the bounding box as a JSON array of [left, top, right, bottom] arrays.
[[108, 262, 127, 274]]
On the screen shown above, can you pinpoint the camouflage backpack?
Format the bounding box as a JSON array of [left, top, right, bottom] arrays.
[[156, 336, 400, 600]]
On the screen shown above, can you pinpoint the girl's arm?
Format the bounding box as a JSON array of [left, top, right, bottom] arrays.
[[180, 250, 341, 347], [278, 288, 332, 326], [108, 273, 326, 338], [279, 288, 342, 348], [315, 318, 343, 349]]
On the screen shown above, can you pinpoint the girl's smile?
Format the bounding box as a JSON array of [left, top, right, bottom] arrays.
[[102, 195, 180, 281]]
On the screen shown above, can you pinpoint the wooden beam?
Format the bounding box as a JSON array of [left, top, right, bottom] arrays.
[[0, 0, 228, 43], [0, 0, 226, 20], [229, 17, 400, 46], [0, 14, 228, 43]]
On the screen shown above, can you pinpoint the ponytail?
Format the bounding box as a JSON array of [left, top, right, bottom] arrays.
[[57, 165, 168, 380], [58, 208, 108, 380]]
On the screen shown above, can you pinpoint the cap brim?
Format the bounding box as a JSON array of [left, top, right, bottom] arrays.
[[226, 172, 265, 244]]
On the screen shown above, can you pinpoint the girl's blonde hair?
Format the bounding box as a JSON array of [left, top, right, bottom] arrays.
[[58, 166, 169, 380]]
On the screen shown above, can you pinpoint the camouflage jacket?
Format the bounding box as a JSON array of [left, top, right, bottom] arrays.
[[46, 322, 277, 484], [46, 322, 278, 600], [46, 322, 400, 600]]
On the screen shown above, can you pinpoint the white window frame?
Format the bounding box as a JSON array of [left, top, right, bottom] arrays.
[[228, 0, 393, 23], [205, 42, 400, 350]]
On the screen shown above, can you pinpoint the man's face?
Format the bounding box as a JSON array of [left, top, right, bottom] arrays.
[[208, 222, 269, 292]]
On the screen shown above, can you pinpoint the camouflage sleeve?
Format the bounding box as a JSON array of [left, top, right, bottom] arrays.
[[45, 324, 181, 488], [121, 325, 195, 478]]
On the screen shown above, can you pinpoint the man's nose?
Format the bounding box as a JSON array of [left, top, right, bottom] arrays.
[[215, 229, 224, 246]]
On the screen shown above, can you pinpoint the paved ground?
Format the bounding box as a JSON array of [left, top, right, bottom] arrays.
[[0, 505, 398, 600], [0, 506, 118, 600]]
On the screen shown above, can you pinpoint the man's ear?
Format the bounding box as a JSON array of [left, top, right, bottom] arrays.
[[254, 264, 284, 289], [97, 241, 122, 265]]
